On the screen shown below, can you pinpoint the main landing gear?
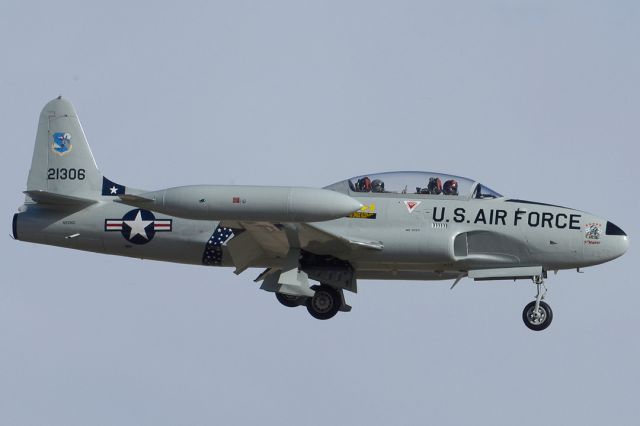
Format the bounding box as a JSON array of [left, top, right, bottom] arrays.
[[522, 275, 553, 331], [275, 284, 343, 320], [275, 293, 306, 308], [305, 285, 341, 320]]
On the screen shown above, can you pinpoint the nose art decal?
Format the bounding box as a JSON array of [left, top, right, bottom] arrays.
[[584, 222, 602, 245]]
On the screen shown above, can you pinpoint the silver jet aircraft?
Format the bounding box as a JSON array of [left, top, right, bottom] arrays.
[[12, 97, 629, 330]]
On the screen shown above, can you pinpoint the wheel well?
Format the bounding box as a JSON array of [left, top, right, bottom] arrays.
[[300, 251, 357, 293]]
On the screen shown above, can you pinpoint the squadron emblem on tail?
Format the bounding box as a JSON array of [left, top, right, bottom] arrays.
[[51, 132, 72, 155]]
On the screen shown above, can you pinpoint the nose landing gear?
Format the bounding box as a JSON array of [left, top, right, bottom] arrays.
[[523, 275, 553, 331]]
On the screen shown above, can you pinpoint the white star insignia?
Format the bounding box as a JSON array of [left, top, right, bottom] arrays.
[[124, 210, 153, 240], [109, 186, 118, 194]]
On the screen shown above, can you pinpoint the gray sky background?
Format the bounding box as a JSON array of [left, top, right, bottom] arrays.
[[1, 1, 638, 425]]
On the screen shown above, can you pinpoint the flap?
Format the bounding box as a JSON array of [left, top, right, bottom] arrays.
[[219, 220, 382, 265]]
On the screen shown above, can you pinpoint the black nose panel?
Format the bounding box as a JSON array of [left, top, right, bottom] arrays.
[[606, 221, 626, 236]]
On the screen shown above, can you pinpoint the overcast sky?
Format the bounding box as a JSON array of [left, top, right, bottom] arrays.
[[1, 1, 638, 425]]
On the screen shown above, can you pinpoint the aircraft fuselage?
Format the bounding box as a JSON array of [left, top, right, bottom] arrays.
[[13, 192, 628, 279]]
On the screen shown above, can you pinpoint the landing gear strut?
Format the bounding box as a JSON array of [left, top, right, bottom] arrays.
[[522, 275, 553, 331]]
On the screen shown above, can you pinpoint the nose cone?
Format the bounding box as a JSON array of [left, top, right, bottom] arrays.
[[606, 221, 629, 259]]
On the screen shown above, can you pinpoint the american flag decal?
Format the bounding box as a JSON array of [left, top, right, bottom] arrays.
[[202, 226, 239, 266]]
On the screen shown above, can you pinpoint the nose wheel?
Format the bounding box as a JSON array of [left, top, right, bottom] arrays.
[[522, 275, 553, 331], [523, 300, 553, 331]]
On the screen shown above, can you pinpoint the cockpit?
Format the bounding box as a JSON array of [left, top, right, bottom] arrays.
[[325, 171, 502, 199]]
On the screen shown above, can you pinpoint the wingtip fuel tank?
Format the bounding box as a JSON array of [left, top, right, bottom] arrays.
[[118, 185, 363, 222]]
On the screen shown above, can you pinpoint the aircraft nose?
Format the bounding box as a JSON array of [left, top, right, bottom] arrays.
[[606, 221, 629, 258]]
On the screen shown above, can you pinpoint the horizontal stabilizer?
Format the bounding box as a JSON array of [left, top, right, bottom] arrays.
[[24, 190, 97, 206]]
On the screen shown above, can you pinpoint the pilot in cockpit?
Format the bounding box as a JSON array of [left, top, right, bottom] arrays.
[[355, 177, 372, 192], [371, 179, 385, 193], [443, 179, 458, 196], [417, 177, 442, 195]]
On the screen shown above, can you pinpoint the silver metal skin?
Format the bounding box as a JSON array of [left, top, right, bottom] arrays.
[[12, 98, 629, 330]]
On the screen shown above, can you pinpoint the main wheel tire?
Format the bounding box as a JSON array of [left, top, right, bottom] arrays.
[[522, 300, 553, 331], [306, 285, 341, 320], [276, 293, 305, 308]]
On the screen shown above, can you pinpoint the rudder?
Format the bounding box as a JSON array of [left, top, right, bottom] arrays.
[[26, 97, 102, 199]]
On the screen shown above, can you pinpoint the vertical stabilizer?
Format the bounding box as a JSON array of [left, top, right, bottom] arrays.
[[26, 97, 102, 199]]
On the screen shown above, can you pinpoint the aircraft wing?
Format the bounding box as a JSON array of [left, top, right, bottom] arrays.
[[298, 223, 384, 252], [219, 220, 382, 274]]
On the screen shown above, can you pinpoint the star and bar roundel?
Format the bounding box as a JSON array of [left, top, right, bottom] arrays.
[[105, 209, 172, 244]]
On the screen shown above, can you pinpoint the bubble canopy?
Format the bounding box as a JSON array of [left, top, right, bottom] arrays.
[[325, 171, 503, 199]]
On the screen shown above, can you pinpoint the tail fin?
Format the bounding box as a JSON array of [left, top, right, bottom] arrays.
[[26, 97, 103, 199]]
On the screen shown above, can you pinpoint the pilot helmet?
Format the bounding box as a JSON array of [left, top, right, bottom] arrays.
[[356, 177, 372, 192], [371, 179, 385, 193], [427, 177, 442, 194], [443, 179, 458, 195]]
